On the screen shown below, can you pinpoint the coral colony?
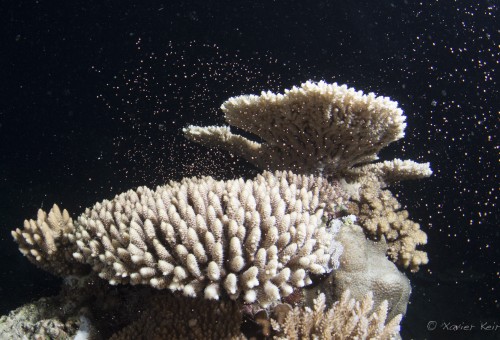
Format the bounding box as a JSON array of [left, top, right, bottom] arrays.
[[8, 81, 431, 339]]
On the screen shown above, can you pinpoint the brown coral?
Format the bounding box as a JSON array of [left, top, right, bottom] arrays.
[[346, 175, 428, 272], [109, 293, 245, 340]]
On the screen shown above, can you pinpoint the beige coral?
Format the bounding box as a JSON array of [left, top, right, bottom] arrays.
[[11, 204, 87, 276], [271, 290, 402, 340], [183, 81, 431, 272], [72, 170, 345, 307], [346, 175, 428, 272], [183, 81, 430, 178], [345, 159, 433, 184], [8, 80, 436, 339], [12, 171, 346, 308]]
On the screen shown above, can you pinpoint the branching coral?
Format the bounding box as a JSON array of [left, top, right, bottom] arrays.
[[183, 81, 431, 271], [271, 290, 402, 340], [13, 171, 346, 308], [8, 80, 433, 339], [345, 174, 428, 272], [344, 159, 433, 184], [11, 204, 87, 276]]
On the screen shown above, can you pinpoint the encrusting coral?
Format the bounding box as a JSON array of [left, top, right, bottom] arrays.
[[314, 223, 412, 321], [8, 81, 433, 339]]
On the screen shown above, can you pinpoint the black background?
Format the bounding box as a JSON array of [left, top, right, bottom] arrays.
[[1, 1, 498, 339]]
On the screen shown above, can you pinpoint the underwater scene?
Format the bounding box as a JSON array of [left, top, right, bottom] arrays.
[[1, 1, 498, 339]]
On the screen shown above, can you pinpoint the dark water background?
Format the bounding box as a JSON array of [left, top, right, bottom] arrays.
[[1, 1, 498, 339]]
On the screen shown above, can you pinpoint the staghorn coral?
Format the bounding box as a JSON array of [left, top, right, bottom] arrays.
[[11, 204, 88, 277], [184, 81, 431, 179], [271, 290, 402, 340], [345, 174, 428, 272], [109, 293, 245, 340]]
